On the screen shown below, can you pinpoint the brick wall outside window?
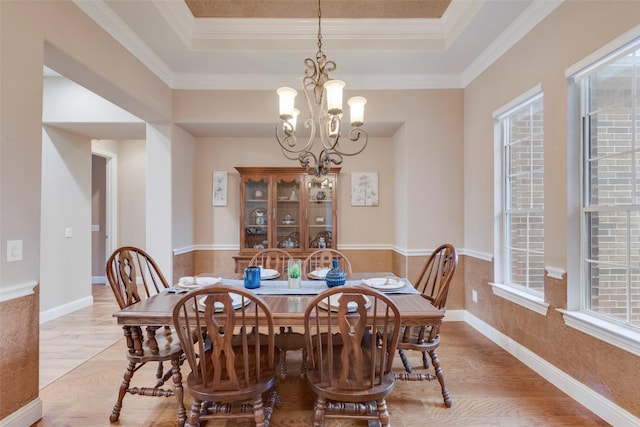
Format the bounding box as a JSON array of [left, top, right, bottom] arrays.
[[503, 97, 544, 293], [584, 49, 640, 326]]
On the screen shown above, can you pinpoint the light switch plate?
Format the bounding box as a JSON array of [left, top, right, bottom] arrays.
[[7, 240, 23, 262]]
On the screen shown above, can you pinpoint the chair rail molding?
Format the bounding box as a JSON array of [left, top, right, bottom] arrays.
[[0, 281, 37, 303], [545, 266, 565, 280]]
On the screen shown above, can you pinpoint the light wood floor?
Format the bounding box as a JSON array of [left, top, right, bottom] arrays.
[[35, 284, 608, 426]]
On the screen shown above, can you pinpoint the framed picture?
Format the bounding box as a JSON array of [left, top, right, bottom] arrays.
[[351, 172, 379, 206], [213, 171, 227, 206]]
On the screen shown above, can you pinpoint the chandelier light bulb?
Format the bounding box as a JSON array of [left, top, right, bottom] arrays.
[[324, 80, 345, 115], [290, 108, 300, 132], [277, 87, 297, 120], [348, 96, 367, 127]]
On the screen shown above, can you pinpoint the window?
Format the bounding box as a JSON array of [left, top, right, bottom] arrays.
[[578, 41, 640, 329], [494, 90, 545, 298]]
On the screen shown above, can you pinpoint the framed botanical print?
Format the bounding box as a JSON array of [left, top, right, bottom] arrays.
[[213, 171, 227, 206], [351, 172, 378, 206]]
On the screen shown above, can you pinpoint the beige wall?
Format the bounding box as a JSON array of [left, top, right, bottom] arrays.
[[191, 136, 397, 248], [463, 0, 640, 419], [176, 89, 465, 253], [117, 140, 146, 249]]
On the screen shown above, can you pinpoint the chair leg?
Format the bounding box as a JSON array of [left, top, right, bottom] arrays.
[[398, 348, 412, 373], [300, 348, 308, 377], [186, 398, 202, 427], [377, 398, 391, 427], [252, 395, 266, 427], [110, 360, 136, 422], [429, 349, 452, 408], [170, 357, 186, 426], [280, 349, 288, 379], [422, 350, 430, 369], [312, 397, 326, 427]]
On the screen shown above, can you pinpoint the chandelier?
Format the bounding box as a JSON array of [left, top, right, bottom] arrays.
[[275, 0, 368, 177]]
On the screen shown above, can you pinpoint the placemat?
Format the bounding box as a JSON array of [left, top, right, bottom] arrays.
[[219, 278, 418, 295]]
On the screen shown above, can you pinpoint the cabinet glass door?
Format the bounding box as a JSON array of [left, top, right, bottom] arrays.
[[306, 176, 335, 249], [275, 176, 301, 250], [243, 177, 269, 249]]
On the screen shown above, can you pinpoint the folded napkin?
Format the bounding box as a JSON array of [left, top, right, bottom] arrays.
[[195, 276, 221, 286]]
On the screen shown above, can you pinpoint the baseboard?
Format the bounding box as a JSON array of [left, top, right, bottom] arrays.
[[464, 311, 640, 427], [443, 309, 465, 322], [40, 295, 93, 324], [0, 397, 42, 427], [91, 275, 106, 284]]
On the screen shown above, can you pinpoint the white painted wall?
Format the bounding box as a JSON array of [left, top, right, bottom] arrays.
[[40, 126, 92, 312], [171, 125, 196, 251], [146, 124, 173, 278]]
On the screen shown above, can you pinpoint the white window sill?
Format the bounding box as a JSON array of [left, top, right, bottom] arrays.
[[557, 309, 640, 357], [489, 282, 549, 316]]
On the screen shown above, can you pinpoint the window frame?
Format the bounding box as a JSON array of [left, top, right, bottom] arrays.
[[491, 85, 549, 315], [564, 29, 640, 355]]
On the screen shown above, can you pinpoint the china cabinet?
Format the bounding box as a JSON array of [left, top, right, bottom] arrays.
[[233, 167, 339, 271]]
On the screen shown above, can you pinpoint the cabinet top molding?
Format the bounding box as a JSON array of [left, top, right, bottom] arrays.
[[235, 166, 341, 175]]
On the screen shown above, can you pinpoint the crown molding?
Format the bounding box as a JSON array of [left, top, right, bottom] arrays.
[[73, 0, 175, 87], [462, 0, 563, 86]]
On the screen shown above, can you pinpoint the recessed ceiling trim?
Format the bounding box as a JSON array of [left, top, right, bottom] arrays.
[[172, 72, 465, 91], [188, 18, 445, 40]]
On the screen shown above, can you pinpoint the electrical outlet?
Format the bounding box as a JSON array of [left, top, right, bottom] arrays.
[[65, 227, 73, 238], [472, 290, 478, 303]]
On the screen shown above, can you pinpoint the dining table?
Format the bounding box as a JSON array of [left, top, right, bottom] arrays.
[[113, 271, 445, 329]]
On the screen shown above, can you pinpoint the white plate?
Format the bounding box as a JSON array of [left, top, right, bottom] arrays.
[[362, 277, 405, 291], [178, 276, 221, 289], [260, 268, 280, 280], [308, 267, 330, 280], [198, 294, 250, 312], [195, 276, 221, 286], [318, 293, 371, 312]]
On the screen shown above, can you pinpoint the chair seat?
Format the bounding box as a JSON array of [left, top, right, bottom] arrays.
[[397, 325, 440, 352], [307, 371, 395, 403], [187, 371, 278, 403], [124, 327, 183, 362]]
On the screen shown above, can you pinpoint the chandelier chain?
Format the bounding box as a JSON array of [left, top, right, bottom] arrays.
[[316, 0, 323, 58]]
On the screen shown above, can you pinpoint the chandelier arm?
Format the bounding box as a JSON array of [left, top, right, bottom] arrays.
[[340, 128, 369, 157]]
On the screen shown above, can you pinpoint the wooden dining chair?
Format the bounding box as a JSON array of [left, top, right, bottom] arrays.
[[395, 243, 458, 408], [302, 248, 352, 279], [304, 285, 401, 426], [106, 246, 186, 425], [172, 285, 281, 427], [248, 248, 293, 277]]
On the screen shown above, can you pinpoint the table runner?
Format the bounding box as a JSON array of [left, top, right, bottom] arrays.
[[218, 278, 419, 295]]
